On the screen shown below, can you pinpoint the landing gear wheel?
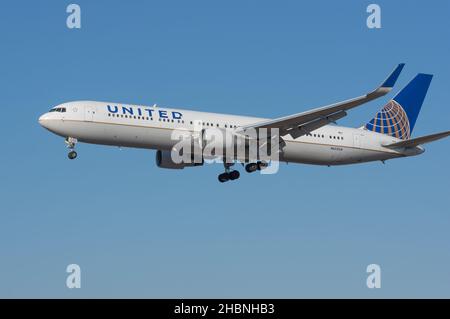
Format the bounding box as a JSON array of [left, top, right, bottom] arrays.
[[257, 161, 268, 170], [219, 161, 241, 183], [218, 173, 230, 183], [68, 151, 78, 160], [245, 163, 258, 173], [65, 137, 78, 160], [229, 170, 240, 180]]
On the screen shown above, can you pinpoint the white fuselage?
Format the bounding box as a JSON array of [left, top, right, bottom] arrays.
[[38, 101, 424, 165]]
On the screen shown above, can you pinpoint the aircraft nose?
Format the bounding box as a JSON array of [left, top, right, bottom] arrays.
[[38, 113, 50, 128]]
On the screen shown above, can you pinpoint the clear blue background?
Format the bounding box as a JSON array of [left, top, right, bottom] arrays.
[[0, 0, 449, 298]]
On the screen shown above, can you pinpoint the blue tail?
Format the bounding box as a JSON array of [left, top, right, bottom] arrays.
[[364, 73, 433, 140]]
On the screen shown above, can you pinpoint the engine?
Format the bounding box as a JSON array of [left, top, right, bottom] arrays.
[[155, 150, 203, 169]]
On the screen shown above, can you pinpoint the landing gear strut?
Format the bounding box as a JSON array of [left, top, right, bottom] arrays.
[[218, 162, 240, 183], [65, 137, 78, 160]]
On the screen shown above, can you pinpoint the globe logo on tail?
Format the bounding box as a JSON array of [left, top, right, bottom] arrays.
[[365, 100, 411, 140]]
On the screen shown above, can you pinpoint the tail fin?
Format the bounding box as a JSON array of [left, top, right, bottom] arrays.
[[364, 74, 433, 139]]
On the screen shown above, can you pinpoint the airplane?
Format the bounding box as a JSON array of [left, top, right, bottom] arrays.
[[39, 64, 450, 182]]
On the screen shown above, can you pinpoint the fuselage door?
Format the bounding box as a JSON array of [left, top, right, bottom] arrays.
[[85, 106, 96, 122]]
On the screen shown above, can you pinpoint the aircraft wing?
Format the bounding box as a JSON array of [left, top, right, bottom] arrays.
[[236, 63, 405, 139], [383, 130, 450, 149]]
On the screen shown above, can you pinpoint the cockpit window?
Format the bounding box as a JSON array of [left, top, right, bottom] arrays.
[[49, 107, 66, 113]]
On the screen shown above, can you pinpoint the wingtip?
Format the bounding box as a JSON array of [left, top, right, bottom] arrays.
[[381, 63, 405, 89]]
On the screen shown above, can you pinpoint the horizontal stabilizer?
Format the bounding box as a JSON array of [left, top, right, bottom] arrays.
[[383, 130, 450, 148]]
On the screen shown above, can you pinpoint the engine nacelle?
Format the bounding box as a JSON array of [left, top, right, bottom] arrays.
[[155, 150, 203, 169]]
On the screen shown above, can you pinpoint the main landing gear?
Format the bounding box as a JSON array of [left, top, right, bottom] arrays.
[[65, 137, 78, 160], [218, 162, 240, 183], [217, 161, 268, 182], [245, 161, 268, 173]]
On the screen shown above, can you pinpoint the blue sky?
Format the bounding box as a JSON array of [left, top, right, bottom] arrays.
[[0, 0, 449, 298]]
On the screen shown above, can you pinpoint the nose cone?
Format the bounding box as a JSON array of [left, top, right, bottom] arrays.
[[38, 111, 66, 136], [38, 113, 50, 128]]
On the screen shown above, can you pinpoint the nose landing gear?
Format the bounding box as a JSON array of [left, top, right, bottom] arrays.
[[65, 137, 78, 160]]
